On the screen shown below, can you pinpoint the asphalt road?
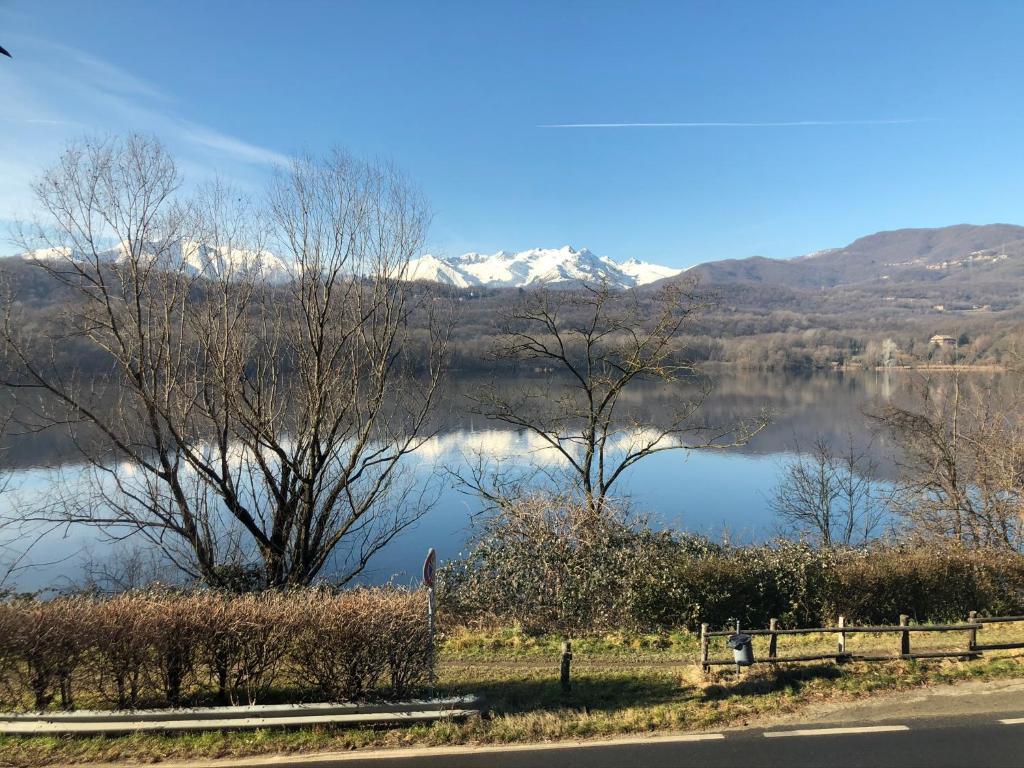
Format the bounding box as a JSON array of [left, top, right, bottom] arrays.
[[253, 714, 1024, 768], [147, 681, 1024, 768]]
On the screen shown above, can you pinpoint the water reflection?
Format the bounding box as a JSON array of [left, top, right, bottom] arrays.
[[0, 368, 1014, 590]]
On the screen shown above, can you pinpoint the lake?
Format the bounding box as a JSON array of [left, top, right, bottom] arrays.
[[0, 368, 1008, 590]]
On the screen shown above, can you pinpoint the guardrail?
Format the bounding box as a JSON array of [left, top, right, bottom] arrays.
[[0, 696, 485, 735], [699, 613, 1024, 672]]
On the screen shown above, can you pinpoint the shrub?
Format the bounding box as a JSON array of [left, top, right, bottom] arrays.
[[442, 496, 1024, 634], [825, 545, 1024, 624], [91, 594, 155, 709], [439, 495, 670, 635], [215, 592, 295, 705], [0, 587, 432, 711], [379, 589, 433, 697], [146, 592, 206, 706], [290, 589, 430, 700], [0, 598, 91, 710], [645, 541, 838, 630]]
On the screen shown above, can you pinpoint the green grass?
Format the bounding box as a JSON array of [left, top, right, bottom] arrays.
[[1, 623, 1023, 767], [442, 625, 699, 660]]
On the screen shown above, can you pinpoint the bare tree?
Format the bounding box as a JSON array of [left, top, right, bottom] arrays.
[[873, 372, 1024, 550], [769, 432, 888, 546], [1, 135, 452, 588], [0, 408, 19, 590], [464, 281, 768, 513]]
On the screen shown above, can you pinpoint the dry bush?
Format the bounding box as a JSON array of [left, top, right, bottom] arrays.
[[45, 598, 92, 710], [225, 593, 295, 705], [379, 590, 432, 697], [0, 588, 433, 710], [196, 591, 293, 704], [290, 589, 431, 700], [0, 598, 91, 710], [196, 592, 238, 703], [91, 594, 155, 709], [0, 602, 14, 705], [290, 590, 388, 700], [145, 591, 206, 706]]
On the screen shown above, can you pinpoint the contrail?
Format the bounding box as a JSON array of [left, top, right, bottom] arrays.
[[538, 118, 935, 128]]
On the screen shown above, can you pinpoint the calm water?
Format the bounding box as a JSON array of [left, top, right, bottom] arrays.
[[0, 369, 1008, 590]]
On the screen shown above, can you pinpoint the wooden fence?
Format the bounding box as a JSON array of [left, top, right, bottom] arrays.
[[699, 613, 1024, 672]]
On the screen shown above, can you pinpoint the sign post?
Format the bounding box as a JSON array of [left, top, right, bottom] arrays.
[[423, 548, 436, 691]]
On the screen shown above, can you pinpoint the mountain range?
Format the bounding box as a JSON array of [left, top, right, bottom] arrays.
[[6, 223, 1024, 373], [404, 246, 683, 289], [20, 241, 291, 281], [18, 243, 679, 290], [13, 224, 1024, 309], [404, 224, 1024, 304]]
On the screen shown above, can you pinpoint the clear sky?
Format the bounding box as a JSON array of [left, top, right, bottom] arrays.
[[2, 0, 1024, 267]]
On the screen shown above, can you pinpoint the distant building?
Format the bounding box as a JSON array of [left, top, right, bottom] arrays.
[[929, 334, 957, 347]]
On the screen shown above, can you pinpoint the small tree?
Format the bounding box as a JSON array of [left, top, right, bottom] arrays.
[[465, 281, 767, 513], [769, 433, 888, 547], [874, 372, 1024, 550]]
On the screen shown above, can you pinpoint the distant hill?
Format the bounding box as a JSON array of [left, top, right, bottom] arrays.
[[682, 224, 1024, 300]]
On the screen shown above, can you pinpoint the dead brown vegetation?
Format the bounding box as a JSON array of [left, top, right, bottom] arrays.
[[0, 588, 431, 711]]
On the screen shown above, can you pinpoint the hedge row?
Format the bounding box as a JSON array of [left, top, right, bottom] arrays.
[[639, 541, 1024, 630], [0, 588, 431, 711], [439, 499, 1024, 634]]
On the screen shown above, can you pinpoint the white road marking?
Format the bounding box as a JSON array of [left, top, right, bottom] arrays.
[[999, 718, 1024, 725], [764, 725, 910, 738]]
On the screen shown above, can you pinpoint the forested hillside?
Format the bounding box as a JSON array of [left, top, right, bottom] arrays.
[[4, 223, 1024, 373]]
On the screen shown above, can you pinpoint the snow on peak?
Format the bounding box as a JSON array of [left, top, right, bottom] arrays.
[[406, 247, 683, 289], [15, 242, 683, 290], [16, 241, 292, 281]]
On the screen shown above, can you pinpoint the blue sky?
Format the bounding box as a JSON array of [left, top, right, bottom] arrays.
[[3, 0, 1024, 267]]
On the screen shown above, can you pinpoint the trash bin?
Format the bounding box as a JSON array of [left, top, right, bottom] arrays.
[[727, 632, 754, 666]]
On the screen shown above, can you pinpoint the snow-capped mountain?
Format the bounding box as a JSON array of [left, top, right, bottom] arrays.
[[17, 242, 683, 290], [21, 240, 291, 281], [405, 246, 683, 289]]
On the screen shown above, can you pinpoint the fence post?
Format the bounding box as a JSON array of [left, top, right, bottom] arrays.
[[968, 611, 978, 652], [560, 641, 573, 693], [700, 623, 710, 674], [837, 615, 846, 659], [427, 585, 436, 692], [899, 614, 910, 656], [769, 618, 778, 664]]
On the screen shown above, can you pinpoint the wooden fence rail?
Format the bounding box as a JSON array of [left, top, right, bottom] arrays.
[[699, 613, 1024, 672]]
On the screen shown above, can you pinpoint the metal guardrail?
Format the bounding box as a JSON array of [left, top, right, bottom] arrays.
[[0, 696, 485, 735], [699, 613, 1024, 671]]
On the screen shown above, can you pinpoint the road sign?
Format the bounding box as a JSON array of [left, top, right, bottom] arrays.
[[423, 547, 436, 588], [423, 547, 437, 691]]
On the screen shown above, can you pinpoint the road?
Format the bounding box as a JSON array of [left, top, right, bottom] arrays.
[[138, 680, 1024, 768], [230, 714, 1024, 768]]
